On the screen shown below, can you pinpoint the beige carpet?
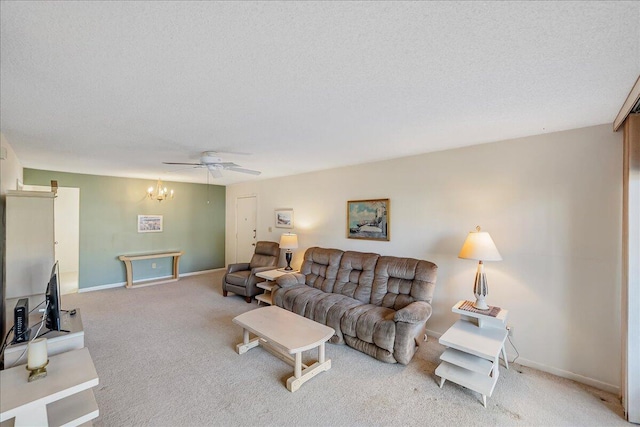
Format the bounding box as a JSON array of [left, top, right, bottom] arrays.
[[62, 271, 628, 426]]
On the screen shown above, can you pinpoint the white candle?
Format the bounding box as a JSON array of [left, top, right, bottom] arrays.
[[27, 338, 48, 368]]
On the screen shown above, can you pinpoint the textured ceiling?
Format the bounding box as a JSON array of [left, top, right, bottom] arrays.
[[1, 1, 639, 185]]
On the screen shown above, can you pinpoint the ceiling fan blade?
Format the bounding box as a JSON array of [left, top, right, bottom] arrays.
[[163, 162, 203, 166], [226, 166, 261, 176], [205, 150, 251, 156]]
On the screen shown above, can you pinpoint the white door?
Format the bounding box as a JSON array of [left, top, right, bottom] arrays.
[[236, 196, 257, 263], [24, 185, 80, 294]]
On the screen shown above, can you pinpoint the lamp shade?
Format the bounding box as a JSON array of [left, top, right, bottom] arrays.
[[458, 227, 502, 261], [279, 233, 298, 249]]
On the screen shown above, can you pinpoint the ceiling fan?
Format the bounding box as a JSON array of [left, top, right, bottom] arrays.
[[163, 151, 261, 178]]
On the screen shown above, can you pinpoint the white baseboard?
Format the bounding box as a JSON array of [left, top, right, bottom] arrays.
[[78, 268, 225, 293], [513, 357, 620, 395], [425, 328, 620, 395], [78, 281, 125, 292]]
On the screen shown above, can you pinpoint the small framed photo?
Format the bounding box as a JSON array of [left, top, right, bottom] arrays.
[[347, 199, 390, 241], [138, 215, 163, 233], [275, 209, 294, 229]]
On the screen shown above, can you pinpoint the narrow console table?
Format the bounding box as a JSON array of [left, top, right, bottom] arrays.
[[4, 309, 85, 369], [118, 251, 184, 288], [0, 347, 99, 427], [435, 300, 509, 407]]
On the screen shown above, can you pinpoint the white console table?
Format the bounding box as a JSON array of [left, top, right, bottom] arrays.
[[435, 300, 509, 407], [118, 251, 184, 288], [4, 310, 85, 369], [0, 347, 99, 427]]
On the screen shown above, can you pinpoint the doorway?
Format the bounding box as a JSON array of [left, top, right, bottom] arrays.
[[23, 185, 80, 295], [235, 196, 257, 263]]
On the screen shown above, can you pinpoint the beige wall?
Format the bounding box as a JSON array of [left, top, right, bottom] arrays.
[[226, 123, 623, 392], [1, 134, 23, 195]]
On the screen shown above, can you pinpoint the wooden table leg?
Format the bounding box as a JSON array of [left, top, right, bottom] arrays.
[[235, 328, 259, 354]]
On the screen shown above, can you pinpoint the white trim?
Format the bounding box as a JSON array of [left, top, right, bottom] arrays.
[[78, 281, 125, 293], [614, 75, 640, 131], [514, 357, 620, 395], [77, 268, 225, 293], [426, 329, 619, 394]]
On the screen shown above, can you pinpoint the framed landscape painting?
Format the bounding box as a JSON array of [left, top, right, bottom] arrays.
[[275, 209, 294, 229], [138, 215, 163, 233], [347, 199, 390, 241]]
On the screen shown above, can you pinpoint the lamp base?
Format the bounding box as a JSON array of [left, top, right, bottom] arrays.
[[284, 251, 293, 271], [472, 261, 490, 310], [26, 360, 49, 382], [472, 299, 490, 311]]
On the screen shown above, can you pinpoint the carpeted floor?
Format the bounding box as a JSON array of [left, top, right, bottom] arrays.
[[61, 271, 628, 426]]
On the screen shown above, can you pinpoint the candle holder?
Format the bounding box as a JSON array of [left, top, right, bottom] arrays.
[[26, 360, 49, 382]]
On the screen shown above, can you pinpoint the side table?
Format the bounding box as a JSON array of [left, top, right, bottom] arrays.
[[435, 300, 509, 407], [255, 269, 298, 305], [0, 347, 99, 426]]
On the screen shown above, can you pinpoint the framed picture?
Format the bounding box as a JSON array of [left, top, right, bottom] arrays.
[[138, 215, 163, 233], [275, 209, 294, 229], [347, 199, 390, 241]]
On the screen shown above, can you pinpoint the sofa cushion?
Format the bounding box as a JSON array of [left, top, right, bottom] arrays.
[[341, 304, 396, 353], [274, 285, 324, 314], [335, 251, 379, 303], [225, 270, 251, 287], [372, 256, 438, 309], [299, 247, 344, 292]]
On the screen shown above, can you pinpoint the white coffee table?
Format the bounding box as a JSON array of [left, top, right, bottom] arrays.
[[232, 305, 334, 392]]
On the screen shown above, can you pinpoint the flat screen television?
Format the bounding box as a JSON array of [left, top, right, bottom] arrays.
[[45, 261, 62, 331]]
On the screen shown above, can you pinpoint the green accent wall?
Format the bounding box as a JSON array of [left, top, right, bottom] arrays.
[[24, 169, 225, 289]]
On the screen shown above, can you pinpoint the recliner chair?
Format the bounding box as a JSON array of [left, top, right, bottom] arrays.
[[222, 241, 280, 303]]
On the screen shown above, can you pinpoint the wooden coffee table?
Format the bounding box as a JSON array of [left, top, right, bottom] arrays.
[[233, 306, 334, 392]]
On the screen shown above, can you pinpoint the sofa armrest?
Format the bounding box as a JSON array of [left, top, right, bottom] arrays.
[[227, 263, 250, 273], [394, 301, 432, 324], [276, 273, 305, 288]]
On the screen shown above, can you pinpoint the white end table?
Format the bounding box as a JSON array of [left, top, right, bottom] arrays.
[[0, 347, 99, 426], [255, 269, 297, 305], [435, 300, 509, 407]]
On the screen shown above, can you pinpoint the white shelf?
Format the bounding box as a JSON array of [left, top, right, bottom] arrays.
[[0, 348, 99, 426], [4, 310, 85, 368], [47, 388, 99, 427], [439, 320, 507, 361], [436, 361, 498, 397], [440, 348, 493, 376], [255, 293, 273, 305], [256, 282, 276, 292]]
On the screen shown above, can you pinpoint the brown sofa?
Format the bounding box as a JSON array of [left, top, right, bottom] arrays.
[[273, 247, 437, 364]]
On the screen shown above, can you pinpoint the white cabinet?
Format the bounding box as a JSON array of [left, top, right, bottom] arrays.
[[5, 191, 55, 329], [5, 190, 55, 299]]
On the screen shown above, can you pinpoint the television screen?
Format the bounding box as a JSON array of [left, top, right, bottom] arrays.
[[45, 261, 61, 331]]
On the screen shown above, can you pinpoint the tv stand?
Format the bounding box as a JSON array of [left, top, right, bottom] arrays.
[[4, 309, 84, 369]]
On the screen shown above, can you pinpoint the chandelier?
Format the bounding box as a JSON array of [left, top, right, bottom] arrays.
[[147, 179, 174, 202]]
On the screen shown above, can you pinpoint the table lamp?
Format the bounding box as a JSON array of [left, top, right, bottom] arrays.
[[458, 226, 502, 310], [279, 233, 298, 271]]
